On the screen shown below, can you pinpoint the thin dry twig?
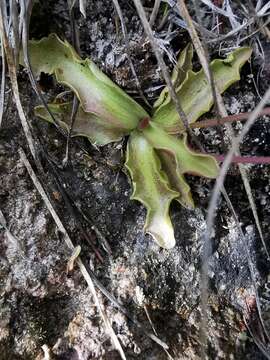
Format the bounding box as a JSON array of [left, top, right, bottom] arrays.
[[0, 0, 37, 161], [10, 0, 20, 69], [208, 18, 254, 43], [86, 267, 169, 350], [199, 0, 239, 22], [204, 86, 270, 334], [149, 0, 161, 27], [237, 162, 269, 256], [64, 1, 80, 165], [177, 0, 229, 123], [239, 18, 270, 44], [178, 0, 211, 81], [244, 319, 270, 360], [19, 0, 68, 139], [177, 0, 226, 143], [112, 0, 150, 108], [19, 147, 127, 360], [64, 97, 79, 165], [44, 155, 106, 261], [0, 27, 6, 129], [79, 0, 86, 17], [133, 0, 202, 150], [257, 1, 270, 16], [70, 0, 86, 17], [143, 306, 174, 360]]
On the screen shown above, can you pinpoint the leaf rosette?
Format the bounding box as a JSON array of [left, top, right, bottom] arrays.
[[25, 35, 252, 248]]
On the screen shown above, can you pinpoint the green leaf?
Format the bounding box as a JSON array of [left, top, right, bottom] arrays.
[[152, 47, 252, 134], [35, 102, 130, 146], [158, 149, 195, 208], [142, 122, 219, 178], [153, 43, 193, 110], [125, 132, 179, 249], [141, 122, 219, 207], [24, 34, 149, 141]]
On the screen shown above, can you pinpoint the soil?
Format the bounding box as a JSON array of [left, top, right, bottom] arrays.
[[1, 1, 270, 359]]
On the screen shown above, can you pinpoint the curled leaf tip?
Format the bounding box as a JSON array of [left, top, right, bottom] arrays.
[[146, 213, 176, 249]]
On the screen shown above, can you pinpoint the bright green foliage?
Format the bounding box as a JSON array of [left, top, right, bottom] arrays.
[[25, 34, 148, 145], [126, 132, 178, 248], [141, 122, 219, 208], [153, 43, 193, 109], [152, 47, 252, 134], [35, 102, 129, 146], [26, 34, 251, 248]]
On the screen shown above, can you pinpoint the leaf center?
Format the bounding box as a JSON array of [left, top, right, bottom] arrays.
[[138, 117, 151, 130]]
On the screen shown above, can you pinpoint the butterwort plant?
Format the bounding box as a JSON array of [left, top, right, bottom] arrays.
[[25, 34, 252, 249]]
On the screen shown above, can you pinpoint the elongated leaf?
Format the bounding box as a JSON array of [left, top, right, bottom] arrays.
[[35, 102, 130, 146], [23, 34, 149, 141], [153, 43, 193, 110], [125, 132, 179, 249], [152, 47, 252, 134], [142, 122, 219, 178], [158, 149, 195, 208]]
